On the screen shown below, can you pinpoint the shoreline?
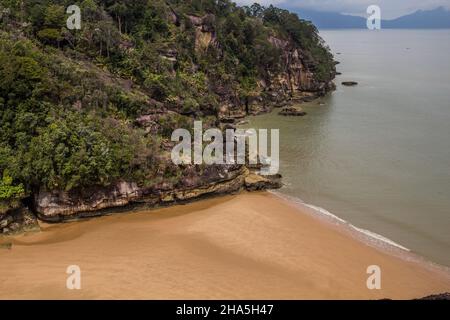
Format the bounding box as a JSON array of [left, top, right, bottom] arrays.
[[269, 191, 450, 279], [1, 191, 449, 299]]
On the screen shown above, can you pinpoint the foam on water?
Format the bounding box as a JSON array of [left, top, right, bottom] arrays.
[[303, 203, 347, 224], [270, 191, 410, 252], [350, 225, 410, 251]]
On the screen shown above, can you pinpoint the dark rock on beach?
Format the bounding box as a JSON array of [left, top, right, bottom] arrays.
[[34, 166, 283, 222], [417, 292, 450, 300], [0, 207, 40, 235]]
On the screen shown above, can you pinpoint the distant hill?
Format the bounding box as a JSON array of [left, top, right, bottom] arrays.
[[285, 6, 450, 29], [290, 9, 366, 29], [384, 7, 450, 29]]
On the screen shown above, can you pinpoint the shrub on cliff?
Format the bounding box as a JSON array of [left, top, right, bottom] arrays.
[[0, 171, 25, 214], [0, 172, 24, 201], [0, 34, 159, 193]]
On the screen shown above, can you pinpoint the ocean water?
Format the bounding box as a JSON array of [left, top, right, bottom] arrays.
[[244, 30, 450, 266]]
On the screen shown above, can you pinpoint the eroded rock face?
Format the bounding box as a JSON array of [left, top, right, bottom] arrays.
[[35, 181, 142, 221], [268, 36, 313, 93], [159, 166, 246, 203], [0, 215, 13, 229], [188, 14, 219, 53], [245, 174, 283, 192], [205, 27, 336, 122], [268, 36, 335, 96], [34, 166, 282, 221], [0, 207, 39, 235]]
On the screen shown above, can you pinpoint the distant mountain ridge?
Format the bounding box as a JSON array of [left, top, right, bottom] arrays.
[[285, 6, 450, 29]]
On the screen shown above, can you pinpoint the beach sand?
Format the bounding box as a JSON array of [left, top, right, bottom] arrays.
[[1, 192, 449, 300]]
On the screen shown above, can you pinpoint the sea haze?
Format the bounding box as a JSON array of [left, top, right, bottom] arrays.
[[284, 7, 450, 29]]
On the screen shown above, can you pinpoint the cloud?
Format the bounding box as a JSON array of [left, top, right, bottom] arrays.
[[235, 0, 450, 19]]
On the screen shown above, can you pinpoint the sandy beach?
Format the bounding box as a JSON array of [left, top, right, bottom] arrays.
[[1, 192, 449, 300]]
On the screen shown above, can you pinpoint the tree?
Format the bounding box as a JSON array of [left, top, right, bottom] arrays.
[[0, 171, 25, 202], [37, 28, 63, 45], [0, 171, 25, 214]]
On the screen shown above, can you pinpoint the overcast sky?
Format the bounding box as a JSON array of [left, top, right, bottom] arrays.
[[236, 0, 450, 19]]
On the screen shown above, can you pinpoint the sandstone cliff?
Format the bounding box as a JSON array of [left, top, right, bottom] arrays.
[[157, 12, 336, 122]]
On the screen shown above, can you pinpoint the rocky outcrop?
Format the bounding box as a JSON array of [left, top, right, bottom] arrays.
[[1, 199, 39, 235], [0, 214, 13, 229], [245, 174, 283, 192], [188, 14, 219, 53], [35, 181, 142, 220], [34, 166, 282, 222], [0, 207, 39, 235], [267, 35, 336, 97], [192, 25, 337, 122], [279, 106, 307, 116]]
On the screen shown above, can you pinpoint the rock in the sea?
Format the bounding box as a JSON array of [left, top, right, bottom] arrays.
[[342, 81, 358, 86], [279, 106, 307, 116]]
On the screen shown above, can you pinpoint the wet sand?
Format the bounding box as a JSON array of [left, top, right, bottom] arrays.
[[0, 192, 449, 300]]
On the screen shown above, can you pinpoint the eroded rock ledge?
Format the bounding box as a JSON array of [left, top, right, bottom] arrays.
[[1, 166, 281, 233], [30, 166, 281, 223]]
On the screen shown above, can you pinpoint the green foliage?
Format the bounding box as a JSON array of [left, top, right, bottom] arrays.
[[0, 33, 157, 192], [28, 112, 154, 191], [37, 28, 62, 44], [0, 172, 25, 201]]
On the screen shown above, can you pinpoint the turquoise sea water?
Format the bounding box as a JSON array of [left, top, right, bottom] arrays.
[[245, 30, 450, 266]]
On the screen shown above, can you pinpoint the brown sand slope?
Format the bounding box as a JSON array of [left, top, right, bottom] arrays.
[[0, 192, 449, 299]]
